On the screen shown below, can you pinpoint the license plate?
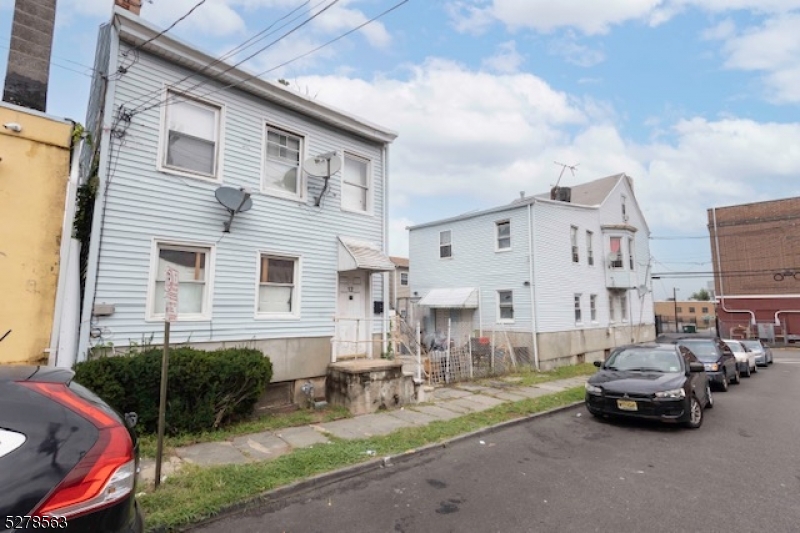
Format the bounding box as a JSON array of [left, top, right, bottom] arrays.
[[617, 399, 638, 411]]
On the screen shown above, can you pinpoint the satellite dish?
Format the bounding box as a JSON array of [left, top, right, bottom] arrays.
[[214, 186, 253, 233], [304, 151, 342, 177]]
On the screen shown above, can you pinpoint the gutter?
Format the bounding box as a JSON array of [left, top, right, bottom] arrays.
[[381, 144, 390, 357], [711, 207, 756, 329], [775, 310, 800, 328], [527, 202, 541, 370]]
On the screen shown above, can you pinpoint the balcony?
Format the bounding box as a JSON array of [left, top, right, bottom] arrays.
[[605, 267, 636, 289]]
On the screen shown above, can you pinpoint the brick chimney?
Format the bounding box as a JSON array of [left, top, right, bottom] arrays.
[[2, 0, 57, 112], [115, 0, 141, 15]]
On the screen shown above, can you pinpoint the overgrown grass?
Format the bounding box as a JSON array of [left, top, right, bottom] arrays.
[[477, 362, 596, 388], [138, 406, 352, 459], [139, 387, 584, 532]]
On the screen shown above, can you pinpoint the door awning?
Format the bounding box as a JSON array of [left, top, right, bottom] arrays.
[[338, 236, 395, 272], [418, 287, 479, 308]]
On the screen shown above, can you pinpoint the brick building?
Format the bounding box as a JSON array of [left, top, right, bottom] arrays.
[[708, 197, 800, 342], [653, 300, 716, 332]]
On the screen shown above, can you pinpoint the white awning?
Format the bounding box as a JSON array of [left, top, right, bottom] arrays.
[[338, 236, 395, 272], [418, 287, 479, 308]]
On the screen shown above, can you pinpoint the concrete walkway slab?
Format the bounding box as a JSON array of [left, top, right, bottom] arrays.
[[276, 426, 330, 449], [455, 384, 494, 393], [436, 400, 474, 414], [318, 413, 411, 440], [514, 386, 553, 399], [431, 388, 474, 400], [387, 408, 439, 426], [465, 394, 505, 408], [535, 383, 567, 392], [486, 391, 529, 402], [233, 433, 291, 461], [176, 442, 249, 466], [410, 404, 462, 421]]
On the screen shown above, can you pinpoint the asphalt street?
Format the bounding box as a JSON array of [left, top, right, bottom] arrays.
[[191, 349, 800, 533]]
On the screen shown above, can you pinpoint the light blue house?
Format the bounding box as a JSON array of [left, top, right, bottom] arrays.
[[77, 6, 397, 402], [408, 174, 656, 370]]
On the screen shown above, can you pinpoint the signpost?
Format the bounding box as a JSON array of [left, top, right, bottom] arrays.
[[155, 267, 178, 488]]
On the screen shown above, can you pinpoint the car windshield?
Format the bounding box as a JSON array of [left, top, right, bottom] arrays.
[[605, 348, 682, 373], [741, 340, 763, 351], [724, 340, 744, 352], [676, 340, 718, 361]]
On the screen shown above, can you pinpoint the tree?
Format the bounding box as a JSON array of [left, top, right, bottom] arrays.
[[690, 289, 711, 301]]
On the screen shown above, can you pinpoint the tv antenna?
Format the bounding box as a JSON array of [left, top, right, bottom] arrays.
[[214, 186, 253, 233], [553, 161, 579, 188], [304, 151, 341, 207]]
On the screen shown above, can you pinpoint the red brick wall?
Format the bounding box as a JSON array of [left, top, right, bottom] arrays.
[[708, 197, 800, 296]]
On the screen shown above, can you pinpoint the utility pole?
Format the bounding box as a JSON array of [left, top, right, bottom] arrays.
[[673, 287, 679, 333]]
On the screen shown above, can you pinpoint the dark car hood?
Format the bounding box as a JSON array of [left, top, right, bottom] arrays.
[[588, 370, 686, 394]]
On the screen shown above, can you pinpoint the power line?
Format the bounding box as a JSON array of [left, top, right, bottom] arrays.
[[123, 0, 208, 59]]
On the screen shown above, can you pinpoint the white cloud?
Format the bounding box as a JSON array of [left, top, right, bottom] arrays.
[[308, 1, 392, 48], [548, 33, 605, 67], [701, 19, 736, 41], [293, 60, 800, 255], [481, 40, 524, 73]]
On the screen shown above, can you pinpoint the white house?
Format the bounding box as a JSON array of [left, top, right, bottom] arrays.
[[408, 174, 656, 370], [76, 4, 397, 402]]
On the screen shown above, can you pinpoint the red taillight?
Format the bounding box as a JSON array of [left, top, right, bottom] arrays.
[[19, 382, 135, 519]]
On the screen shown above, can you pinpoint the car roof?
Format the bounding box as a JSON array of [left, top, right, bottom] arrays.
[[0, 365, 74, 383], [614, 342, 679, 351], [656, 333, 718, 343]]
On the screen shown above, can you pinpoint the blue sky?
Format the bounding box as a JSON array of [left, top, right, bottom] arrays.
[[3, 0, 800, 301]]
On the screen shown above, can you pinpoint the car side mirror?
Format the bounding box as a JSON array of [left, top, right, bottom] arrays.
[[593, 360, 602, 368], [688, 362, 704, 373]]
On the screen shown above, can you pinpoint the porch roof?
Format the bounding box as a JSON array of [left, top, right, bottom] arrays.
[[338, 236, 395, 272], [418, 287, 479, 308]]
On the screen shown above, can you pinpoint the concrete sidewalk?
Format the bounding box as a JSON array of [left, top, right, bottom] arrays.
[[138, 374, 590, 485]]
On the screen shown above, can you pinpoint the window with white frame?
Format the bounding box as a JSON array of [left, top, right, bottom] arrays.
[[590, 294, 597, 322], [571, 226, 579, 263], [440, 230, 452, 258], [400, 272, 408, 286], [498, 290, 514, 321], [496, 220, 511, 250], [150, 243, 211, 319], [609, 236, 623, 268], [608, 291, 616, 322], [162, 92, 220, 178], [574, 293, 582, 323], [341, 153, 370, 212], [621, 195, 628, 220], [258, 255, 299, 315], [620, 292, 628, 321], [264, 126, 303, 197], [628, 236, 635, 270], [586, 230, 594, 266]]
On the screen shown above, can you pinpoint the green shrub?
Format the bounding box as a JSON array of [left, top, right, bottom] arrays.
[[74, 347, 273, 435]]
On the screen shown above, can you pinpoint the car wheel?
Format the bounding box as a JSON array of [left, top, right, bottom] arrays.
[[718, 373, 729, 392], [684, 395, 703, 429], [744, 365, 751, 378], [705, 384, 714, 409], [731, 368, 741, 384]]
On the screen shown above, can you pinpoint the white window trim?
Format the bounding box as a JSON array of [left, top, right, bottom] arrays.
[[400, 271, 409, 286], [574, 293, 583, 325], [156, 87, 225, 182], [254, 251, 302, 320], [340, 152, 374, 216], [260, 122, 307, 202], [497, 289, 514, 324], [495, 220, 512, 252], [608, 235, 624, 269], [439, 230, 453, 259], [145, 238, 216, 323]]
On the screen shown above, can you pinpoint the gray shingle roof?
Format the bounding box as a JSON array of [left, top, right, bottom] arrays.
[[531, 173, 627, 206]]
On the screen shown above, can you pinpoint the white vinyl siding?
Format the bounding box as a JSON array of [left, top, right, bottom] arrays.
[[161, 92, 220, 179], [257, 254, 300, 317], [496, 220, 511, 250], [263, 125, 303, 199], [498, 290, 514, 322], [440, 230, 452, 258], [341, 153, 371, 213], [148, 242, 213, 321]]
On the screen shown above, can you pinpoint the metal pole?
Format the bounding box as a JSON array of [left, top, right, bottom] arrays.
[[155, 321, 170, 489], [673, 287, 679, 333], [416, 322, 421, 382], [446, 317, 452, 383], [468, 329, 473, 379]]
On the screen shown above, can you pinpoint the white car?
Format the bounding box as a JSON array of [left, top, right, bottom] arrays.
[[723, 339, 757, 377]]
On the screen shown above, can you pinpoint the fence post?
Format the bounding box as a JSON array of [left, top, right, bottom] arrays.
[[416, 322, 422, 383], [446, 317, 452, 383], [356, 319, 361, 358], [491, 329, 495, 373], [468, 331, 473, 379]]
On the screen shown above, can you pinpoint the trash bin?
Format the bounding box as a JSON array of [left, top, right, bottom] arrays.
[[682, 324, 697, 333]]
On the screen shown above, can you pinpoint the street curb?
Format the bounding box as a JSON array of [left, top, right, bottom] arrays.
[[172, 397, 584, 532]]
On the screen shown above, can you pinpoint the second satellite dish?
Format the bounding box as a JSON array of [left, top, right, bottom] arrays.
[[214, 186, 253, 233], [304, 151, 341, 177]]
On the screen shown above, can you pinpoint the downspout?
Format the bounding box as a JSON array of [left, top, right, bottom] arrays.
[[381, 144, 389, 357], [49, 130, 85, 366], [712, 207, 756, 330], [527, 201, 540, 370], [77, 22, 121, 363]]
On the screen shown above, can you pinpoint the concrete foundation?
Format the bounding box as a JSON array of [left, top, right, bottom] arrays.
[[326, 359, 415, 416]]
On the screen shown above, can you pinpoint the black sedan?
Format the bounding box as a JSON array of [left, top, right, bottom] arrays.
[[585, 343, 711, 429], [656, 334, 739, 391], [0, 366, 144, 532]]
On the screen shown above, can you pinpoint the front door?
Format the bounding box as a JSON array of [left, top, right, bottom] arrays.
[[337, 271, 368, 357]]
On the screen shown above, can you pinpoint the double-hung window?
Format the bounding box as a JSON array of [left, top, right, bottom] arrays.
[[162, 92, 221, 178], [258, 255, 299, 316], [498, 290, 514, 322], [609, 291, 616, 323], [574, 294, 582, 324], [628, 237, 635, 270], [440, 230, 452, 258], [342, 153, 371, 213], [150, 243, 212, 320], [590, 294, 597, 322], [264, 126, 303, 198], [571, 226, 579, 263], [609, 236, 623, 268], [496, 220, 511, 250], [400, 272, 409, 286], [620, 292, 628, 321], [586, 231, 594, 266]]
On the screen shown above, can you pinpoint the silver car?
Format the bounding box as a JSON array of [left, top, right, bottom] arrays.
[[741, 339, 772, 367]]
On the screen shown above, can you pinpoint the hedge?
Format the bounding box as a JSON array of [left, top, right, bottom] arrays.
[[73, 347, 273, 435]]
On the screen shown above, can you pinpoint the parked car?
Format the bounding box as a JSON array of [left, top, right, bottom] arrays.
[[585, 343, 711, 429], [723, 339, 757, 377], [0, 365, 144, 532], [656, 334, 739, 391], [741, 339, 772, 366]]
